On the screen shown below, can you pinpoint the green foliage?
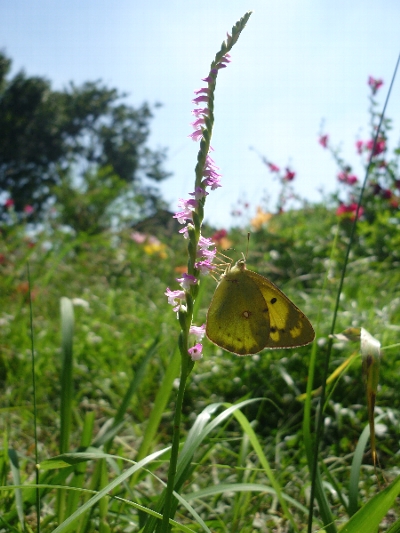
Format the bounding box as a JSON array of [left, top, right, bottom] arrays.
[[1, 204, 400, 531], [0, 51, 171, 222]]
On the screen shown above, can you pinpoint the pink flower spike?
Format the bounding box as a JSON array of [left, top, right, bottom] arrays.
[[194, 87, 209, 95], [188, 343, 203, 361], [195, 259, 215, 274], [202, 76, 214, 83], [189, 187, 208, 200], [192, 95, 209, 105], [189, 324, 206, 341], [177, 273, 198, 290], [319, 135, 329, 148]]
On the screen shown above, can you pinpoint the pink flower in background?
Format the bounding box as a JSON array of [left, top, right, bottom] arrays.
[[355, 140, 364, 154], [267, 162, 280, 173], [337, 171, 358, 185], [365, 138, 386, 156], [347, 175, 358, 185], [319, 134, 329, 148], [24, 205, 34, 214], [5, 198, 14, 208], [336, 202, 364, 220], [283, 168, 296, 181], [368, 76, 383, 93]]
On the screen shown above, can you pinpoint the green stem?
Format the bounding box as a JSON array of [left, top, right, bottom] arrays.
[[160, 350, 191, 533]]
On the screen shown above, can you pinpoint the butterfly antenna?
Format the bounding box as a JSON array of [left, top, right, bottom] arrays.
[[245, 232, 250, 259]]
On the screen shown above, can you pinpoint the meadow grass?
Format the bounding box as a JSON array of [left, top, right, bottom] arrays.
[[1, 204, 400, 532]]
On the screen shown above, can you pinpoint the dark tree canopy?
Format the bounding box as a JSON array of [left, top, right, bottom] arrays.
[[0, 51, 170, 221]]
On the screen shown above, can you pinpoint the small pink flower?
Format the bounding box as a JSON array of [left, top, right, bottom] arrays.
[[189, 129, 204, 142], [192, 95, 209, 105], [131, 231, 147, 244], [347, 175, 358, 185], [189, 187, 208, 200], [368, 76, 383, 93], [189, 324, 206, 341], [355, 140, 364, 154], [336, 203, 364, 220], [23, 205, 34, 214], [365, 138, 386, 156], [194, 260, 215, 274], [283, 168, 296, 181], [165, 287, 186, 312], [319, 135, 329, 148], [5, 198, 14, 208], [176, 273, 198, 290], [267, 162, 280, 173], [188, 343, 203, 361]]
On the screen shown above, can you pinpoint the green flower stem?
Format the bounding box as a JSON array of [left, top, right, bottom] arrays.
[[160, 339, 194, 533]]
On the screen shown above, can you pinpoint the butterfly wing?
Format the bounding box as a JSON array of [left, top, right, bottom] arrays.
[[206, 266, 271, 355], [244, 269, 315, 348]]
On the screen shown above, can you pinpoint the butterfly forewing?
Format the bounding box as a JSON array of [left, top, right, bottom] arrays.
[[245, 269, 315, 348]]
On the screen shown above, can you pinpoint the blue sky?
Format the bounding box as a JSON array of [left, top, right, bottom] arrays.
[[1, 0, 400, 228]]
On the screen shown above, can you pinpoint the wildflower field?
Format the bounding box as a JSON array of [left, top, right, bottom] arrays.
[[1, 10, 400, 533]]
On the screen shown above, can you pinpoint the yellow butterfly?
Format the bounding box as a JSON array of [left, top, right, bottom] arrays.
[[206, 258, 315, 355]]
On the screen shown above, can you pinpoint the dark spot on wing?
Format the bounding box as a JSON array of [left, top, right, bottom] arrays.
[[270, 297, 277, 304]]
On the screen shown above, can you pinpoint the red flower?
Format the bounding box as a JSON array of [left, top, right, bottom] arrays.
[[283, 168, 296, 181], [5, 198, 14, 208], [381, 189, 392, 200]]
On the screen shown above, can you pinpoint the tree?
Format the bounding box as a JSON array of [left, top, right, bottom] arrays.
[[0, 51, 170, 223]]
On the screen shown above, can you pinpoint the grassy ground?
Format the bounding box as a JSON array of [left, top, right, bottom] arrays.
[[1, 204, 400, 532]]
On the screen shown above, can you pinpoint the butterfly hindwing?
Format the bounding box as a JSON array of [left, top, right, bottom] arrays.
[[206, 266, 270, 355], [206, 259, 315, 355]]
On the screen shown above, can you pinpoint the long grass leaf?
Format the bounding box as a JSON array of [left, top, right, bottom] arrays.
[[339, 474, 400, 533], [8, 449, 24, 531]]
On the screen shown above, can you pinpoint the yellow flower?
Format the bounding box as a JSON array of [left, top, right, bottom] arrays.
[[250, 207, 273, 231]]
